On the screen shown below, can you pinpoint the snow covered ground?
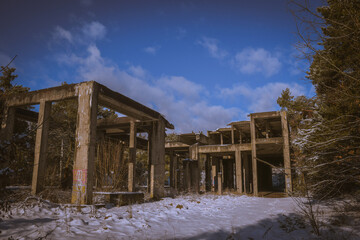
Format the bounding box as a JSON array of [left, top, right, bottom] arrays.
[[1, 194, 358, 239]]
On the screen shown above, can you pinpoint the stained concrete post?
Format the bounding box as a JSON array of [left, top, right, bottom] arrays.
[[281, 111, 292, 194], [192, 162, 200, 193], [0, 106, 15, 142], [31, 100, 51, 195], [250, 115, 258, 196], [71, 82, 98, 205], [231, 128, 235, 144], [174, 154, 178, 191], [149, 118, 165, 199], [185, 161, 191, 191], [211, 157, 217, 192], [199, 154, 207, 192], [220, 133, 224, 145], [128, 121, 137, 192], [218, 159, 223, 195], [243, 153, 249, 193], [169, 151, 174, 188], [235, 149, 243, 194]]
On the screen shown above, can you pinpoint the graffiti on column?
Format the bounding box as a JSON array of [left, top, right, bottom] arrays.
[[72, 169, 87, 203]]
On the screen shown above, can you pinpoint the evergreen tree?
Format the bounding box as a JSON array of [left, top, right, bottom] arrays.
[[283, 0, 360, 198]]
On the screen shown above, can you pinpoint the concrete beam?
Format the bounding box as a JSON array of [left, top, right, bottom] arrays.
[[281, 111, 292, 194], [31, 100, 51, 195], [249, 111, 281, 119], [165, 142, 190, 149], [5, 83, 77, 107], [15, 108, 39, 122], [97, 83, 173, 129], [250, 115, 258, 196], [197, 144, 251, 154], [71, 82, 98, 205], [255, 137, 283, 144]]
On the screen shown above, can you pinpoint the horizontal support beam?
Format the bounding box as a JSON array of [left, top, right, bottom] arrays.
[[5, 83, 77, 107], [165, 142, 190, 149], [255, 137, 283, 144], [97, 83, 173, 129], [15, 108, 39, 122], [198, 143, 251, 153], [249, 111, 281, 119]]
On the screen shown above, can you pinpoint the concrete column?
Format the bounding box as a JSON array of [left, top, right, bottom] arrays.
[[243, 153, 249, 193], [71, 82, 98, 205], [169, 150, 178, 191], [174, 154, 178, 191], [218, 159, 223, 195], [199, 154, 207, 192], [149, 118, 165, 199], [185, 161, 191, 191], [281, 111, 292, 194], [231, 128, 235, 144], [250, 115, 258, 196], [31, 100, 51, 195], [220, 133, 223, 145], [0, 106, 15, 142], [235, 149, 243, 194], [211, 157, 217, 192], [128, 121, 137, 192], [147, 139, 151, 193]]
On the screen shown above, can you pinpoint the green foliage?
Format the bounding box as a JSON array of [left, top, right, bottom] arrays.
[[0, 67, 34, 185], [282, 0, 360, 198]]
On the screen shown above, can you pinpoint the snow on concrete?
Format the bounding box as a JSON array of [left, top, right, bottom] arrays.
[[0, 194, 313, 239]]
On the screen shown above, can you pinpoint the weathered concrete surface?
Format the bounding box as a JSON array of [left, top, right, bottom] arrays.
[[281, 111, 292, 194], [149, 118, 165, 199], [31, 100, 51, 195], [128, 121, 137, 192], [250, 115, 258, 196], [71, 82, 98, 205], [198, 144, 251, 154], [5, 84, 78, 107], [218, 159, 223, 195], [235, 150, 242, 194]]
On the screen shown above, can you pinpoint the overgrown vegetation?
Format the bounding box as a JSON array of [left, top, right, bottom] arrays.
[[278, 0, 360, 236]]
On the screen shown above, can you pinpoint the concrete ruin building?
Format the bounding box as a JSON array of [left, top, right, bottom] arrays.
[[1, 81, 293, 204], [1, 81, 173, 204], [165, 111, 292, 197]]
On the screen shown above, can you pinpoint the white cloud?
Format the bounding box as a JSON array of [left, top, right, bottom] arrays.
[[197, 37, 228, 59], [233, 48, 281, 77], [58, 44, 238, 132], [158, 76, 204, 100], [128, 65, 147, 79], [144, 46, 159, 55], [82, 21, 106, 40], [220, 82, 305, 112], [53, 26, 73, 43]]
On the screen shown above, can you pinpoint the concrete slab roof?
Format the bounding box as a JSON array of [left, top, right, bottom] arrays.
[[5, 81, 174, 129]]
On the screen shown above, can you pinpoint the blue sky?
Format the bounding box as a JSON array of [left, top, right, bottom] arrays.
[[0, 0, 322, 133]]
